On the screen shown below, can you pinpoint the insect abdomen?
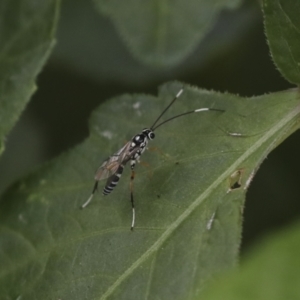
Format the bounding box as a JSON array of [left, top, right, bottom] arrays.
[[103, 164, 124, 195]]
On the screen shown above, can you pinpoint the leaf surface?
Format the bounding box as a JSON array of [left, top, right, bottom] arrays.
[[263, 0, 300, 84], [0, 82, 299, 299], [0, 0, 60, 157], [200, 220, 300, 300], [93, 0, 242, 67]]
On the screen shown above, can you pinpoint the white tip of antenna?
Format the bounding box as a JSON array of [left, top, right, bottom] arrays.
[[195, 108, 209, 112], [131, 207, 135, 230], [176, 89, 184, 98], [81, 194, 94, 209]]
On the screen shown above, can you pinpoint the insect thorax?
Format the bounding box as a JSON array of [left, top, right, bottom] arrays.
[[129, 128, 155, 167]]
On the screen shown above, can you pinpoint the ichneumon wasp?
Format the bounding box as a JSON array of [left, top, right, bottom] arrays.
[[82, 88, 224, 230]]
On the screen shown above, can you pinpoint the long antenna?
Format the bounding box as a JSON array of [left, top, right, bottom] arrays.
[[152, 108, 224, 131], [150, 88, 184, 130]]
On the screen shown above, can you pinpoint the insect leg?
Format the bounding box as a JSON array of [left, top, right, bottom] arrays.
[[81, 181, 98, 208], [130, 170, 136, 230], [147, 146, 170, 160]]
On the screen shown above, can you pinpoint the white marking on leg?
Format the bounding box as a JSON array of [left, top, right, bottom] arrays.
[[81, 193, 94, 208], [131, 159, 136, 168], [131, 207, 135, 230]]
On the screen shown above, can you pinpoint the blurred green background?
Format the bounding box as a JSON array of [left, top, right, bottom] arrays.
[[0, 0, 299, 255]]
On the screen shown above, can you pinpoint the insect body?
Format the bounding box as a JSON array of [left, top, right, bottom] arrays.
[[82, 88, 224, 230]]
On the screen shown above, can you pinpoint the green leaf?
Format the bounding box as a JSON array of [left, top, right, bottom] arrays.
[[263, 0, 300, 85], [200, 220, 300, 300], [0, 0, 60, 157], [0, 82, 299, 299], [93, 0, 242, 68], [55, 0, 258, 86]]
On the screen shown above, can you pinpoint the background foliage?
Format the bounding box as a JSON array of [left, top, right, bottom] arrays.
[[0, 0, 300, 299]]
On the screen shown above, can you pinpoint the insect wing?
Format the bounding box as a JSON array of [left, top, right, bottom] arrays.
[[114, 142, 131, 161], [94, 160, 119, 181], [94, 142, 132, 181]]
